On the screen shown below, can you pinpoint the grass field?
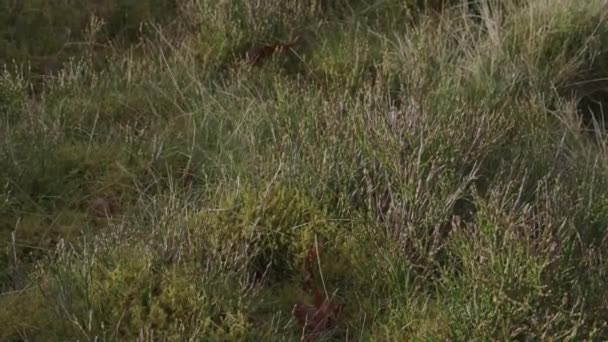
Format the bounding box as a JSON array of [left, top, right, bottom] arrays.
[[2, 0, 608, 340]]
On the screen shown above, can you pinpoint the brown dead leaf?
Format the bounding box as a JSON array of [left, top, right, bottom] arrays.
[[243, 36, 301, 66], [91, 197, 113, 218], [294, 245, 343, 341], [293, 289, 342, 341]]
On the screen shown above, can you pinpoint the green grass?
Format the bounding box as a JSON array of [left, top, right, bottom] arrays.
[[2, 0, 608, 340]]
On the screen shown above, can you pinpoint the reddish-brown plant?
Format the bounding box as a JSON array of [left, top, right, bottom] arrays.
[[244, 36, 300, 66], [293, 245, 343, 341], [91, 197, 114, 218]]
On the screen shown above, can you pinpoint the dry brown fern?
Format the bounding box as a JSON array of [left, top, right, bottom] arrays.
[[243, 36, 301, 66]]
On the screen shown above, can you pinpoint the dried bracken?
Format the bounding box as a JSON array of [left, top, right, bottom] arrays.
[[292, 245, 343, 341], [90, 197, 115, 218], [243, 36, 300, 66], [293, 289, 342, 341]]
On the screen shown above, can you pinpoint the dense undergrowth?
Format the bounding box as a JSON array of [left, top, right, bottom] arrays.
[[2, 0, 608, 340]]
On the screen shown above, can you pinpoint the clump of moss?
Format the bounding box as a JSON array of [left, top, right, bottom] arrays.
[[0, 285, 69, 341], [29, 244, 255, 340], [198, 183, 338, 282], [89, 257, 250, 339]]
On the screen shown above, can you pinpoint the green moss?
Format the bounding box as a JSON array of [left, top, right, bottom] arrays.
[[0, 286, 69, 341], [36, 245, 255, 340], [198, 183, 338, 282]]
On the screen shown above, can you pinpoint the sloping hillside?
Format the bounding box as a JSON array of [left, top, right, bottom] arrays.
[[1, 0, 608, 340]]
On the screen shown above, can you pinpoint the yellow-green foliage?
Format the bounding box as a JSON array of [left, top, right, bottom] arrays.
[[308, 25, 382, 90], [0, 286, 68, 341], [199, 184, 338, 281], [25, 245, 255, 340], [90, 256, 249, 339]]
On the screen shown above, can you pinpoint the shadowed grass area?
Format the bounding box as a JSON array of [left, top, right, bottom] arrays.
[[1, 0, 608, 340]]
